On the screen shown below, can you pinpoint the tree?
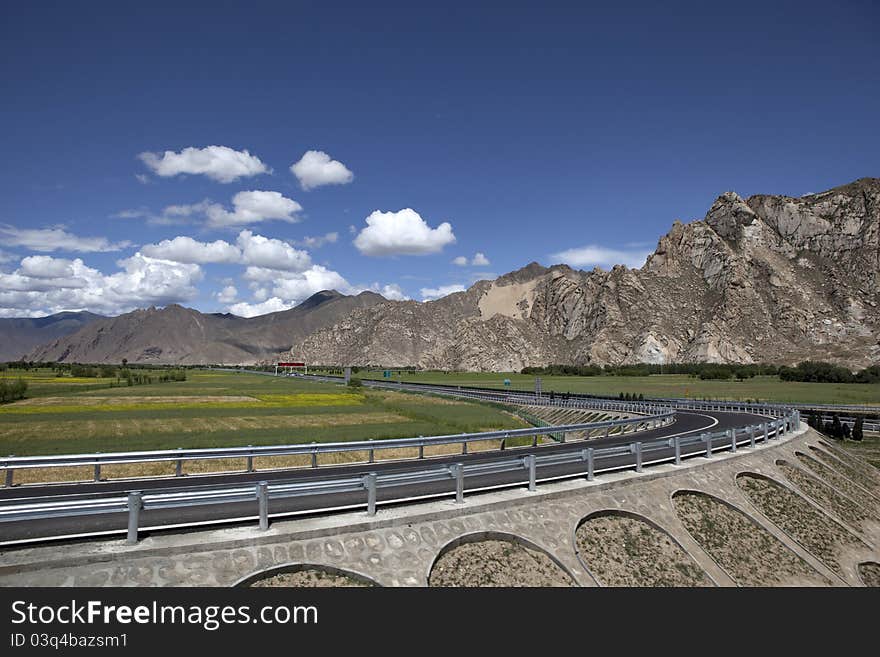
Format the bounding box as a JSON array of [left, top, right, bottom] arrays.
[[852, 417, 864, 442], [831, 414, 843, 439]]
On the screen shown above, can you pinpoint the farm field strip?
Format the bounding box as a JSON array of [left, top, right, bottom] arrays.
[[0, 370, 528, 457]]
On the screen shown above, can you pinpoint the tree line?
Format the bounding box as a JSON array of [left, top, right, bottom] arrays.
[[806, 413, 864, 441], [521, 361, 879, 383]]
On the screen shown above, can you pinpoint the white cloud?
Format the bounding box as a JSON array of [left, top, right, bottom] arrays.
[[0, 253, 203, 316], [231, 265, 354, 317], [453, 252, 490, 266], [237, 230, 311, 271], [138, 145, 269, 183], [294, 232, 338, 249], [135, 173, 151, 185], [354, 208, 456, 256], [471, 252, 490, 266], [550, 244, 651, 270], [376, 283, 408, 301], [142, 236, 240, 264], [216, 285, 238, 304], [420, 284, 466, 301], [271, 265, 349, 302], [206, 191, 302, 228], [18, 255, 76, 279], [290, 150, 354, 190], [228, 297, 292, 318], [0, 224, 132, 253]]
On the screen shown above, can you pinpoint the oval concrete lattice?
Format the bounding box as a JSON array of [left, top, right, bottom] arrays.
[[807, 446, 880, 495], [778, 460, 877, 532], [736, 473, 863, 577], [429, 537, 575, 587], [794, 452, 880, 513], [815, 442, 880, 489], [575, 512, 712, 587], [672, 491, 830, 586]]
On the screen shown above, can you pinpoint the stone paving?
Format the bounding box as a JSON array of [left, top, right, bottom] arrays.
[[1, 425, 878, 587]]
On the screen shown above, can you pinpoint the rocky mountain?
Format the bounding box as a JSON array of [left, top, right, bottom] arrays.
[[25, 290, 385, 365], [290, 177, 880, 370], [0, 311, 104, 361]]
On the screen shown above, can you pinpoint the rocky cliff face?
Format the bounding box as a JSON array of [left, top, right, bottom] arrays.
[[290, 178, 880, 369]]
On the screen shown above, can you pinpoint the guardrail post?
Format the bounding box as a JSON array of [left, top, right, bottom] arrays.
[[126, 491, 142, 545], [419, 436, 424, 459], [175, 448, 183, 477], [368, 440, 375, 464], [527, 454, 536, 492], [585, 447, 594, 481], [246, 445, 254, 473], [4, 456, 12, 488], [462, 440, 468, 455], [762, 423, 769, 443], [311, 443, 318, 468], [604, 425, 610, 439], [453, 463, 465, 503], [704, 433, 712, 458], [729, 429, 737, 452], [634, 442, 642, 472], [94, 453, 101, 482], [365, 473, 377, 516], [673, 436, 681, 465], [749, 425, 756, 448], [257, 481, 269, 531]]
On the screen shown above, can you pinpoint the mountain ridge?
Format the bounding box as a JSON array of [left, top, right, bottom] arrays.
[[289, 177, 880, 370]]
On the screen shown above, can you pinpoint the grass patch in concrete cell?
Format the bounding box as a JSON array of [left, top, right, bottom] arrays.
[[249, 568, 375, 588], [672, 491, 830, 586], [858, 562, 880, 587], [736, 474, 863, 577], [429, 538, 574, 587], [575, 512, 712, 587], [803, 447, 880, 498]]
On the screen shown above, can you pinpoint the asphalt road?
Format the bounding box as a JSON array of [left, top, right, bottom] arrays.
[[0, 407, 771, 545]]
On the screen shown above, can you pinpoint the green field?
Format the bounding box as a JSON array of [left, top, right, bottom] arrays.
[[355, 371, 880, 405], [0, 369, 120, 397], [0, 370, 527, 458]]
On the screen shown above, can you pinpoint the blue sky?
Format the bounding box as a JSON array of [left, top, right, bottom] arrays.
[[1, 1, 878, 317]]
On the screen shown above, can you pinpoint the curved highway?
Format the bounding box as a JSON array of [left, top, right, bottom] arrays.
[[0, 399, 773, 545]]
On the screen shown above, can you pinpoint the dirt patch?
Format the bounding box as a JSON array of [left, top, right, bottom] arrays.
[[795, 452, 879, 510], [778, 460, 878, 531], [673, 491, 830, 586], [249, 569, 373, 587], [736, 474, 862, 577], [575, 513, 712, 587], [858, 562, 880, 587], [429, 539, 574, 587]]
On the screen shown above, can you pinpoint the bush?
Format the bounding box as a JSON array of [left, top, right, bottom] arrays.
[[0, 377, 27, 403], [347, 377, 363, 388]]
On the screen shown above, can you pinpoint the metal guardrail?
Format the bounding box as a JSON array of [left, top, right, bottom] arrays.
[[0, 412, 799, 544], [0, 410, 675, 487]]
